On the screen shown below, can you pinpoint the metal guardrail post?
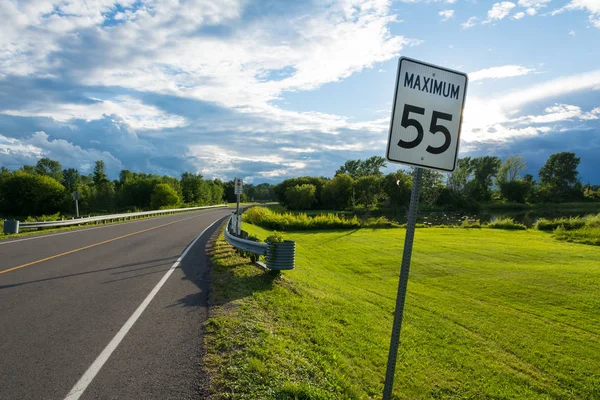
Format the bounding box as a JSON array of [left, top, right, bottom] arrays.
[[3, 220, 19, 234], [223, 215, 295, 271], [266, 240, 295, 270]]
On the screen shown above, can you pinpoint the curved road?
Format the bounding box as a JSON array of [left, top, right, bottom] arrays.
[[0, 208, 232, 399]]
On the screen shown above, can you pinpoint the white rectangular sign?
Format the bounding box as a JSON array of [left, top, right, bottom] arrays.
[[386, 57, 468, 172], [234, 178, 243, 195]]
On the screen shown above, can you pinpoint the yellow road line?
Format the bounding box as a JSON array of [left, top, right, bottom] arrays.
[[0, 212, 219, 276]]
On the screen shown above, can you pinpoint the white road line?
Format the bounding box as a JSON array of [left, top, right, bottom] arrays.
[[63, 217, 224, 400], [0, 210, 221, 246]]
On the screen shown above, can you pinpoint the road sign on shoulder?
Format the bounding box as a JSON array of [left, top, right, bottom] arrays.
[[72, 191, 80, 201], [386, 57, 468, 172], [234, 178, 243, 195]]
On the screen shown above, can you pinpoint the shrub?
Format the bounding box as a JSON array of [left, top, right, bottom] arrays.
[[585, 213, 600, 228], [242, 206, 389, 231], [486, 218, 527, 230], [535, 217, 585, 231], [150, 183, 181, 209], [23, 212, 62, 223], [461, 217, 481, 229], [265, 231, 284, 244]]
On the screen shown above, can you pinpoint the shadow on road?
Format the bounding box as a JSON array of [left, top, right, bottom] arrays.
[[0, 257, 177, 290], [174, 218, 278, 309]]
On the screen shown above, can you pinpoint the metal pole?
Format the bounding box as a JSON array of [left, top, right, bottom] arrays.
[[236, 192, 241, 236], [382, 167, 422, 400], [75, 199, 80, 218]]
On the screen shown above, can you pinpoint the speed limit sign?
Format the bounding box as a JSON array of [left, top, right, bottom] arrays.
[[386, 57, 468, 172]]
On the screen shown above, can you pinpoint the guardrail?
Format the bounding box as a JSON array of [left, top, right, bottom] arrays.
[[223, 214, 295, 271], [2, 204, 228, 234]]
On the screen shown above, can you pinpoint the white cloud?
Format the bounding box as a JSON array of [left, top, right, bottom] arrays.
[[552, 0, 600, 28], [518, 0, 551, 9], [439, 9, 455, 21], [483, 2, 517, 24], [461, 70, 600, 147], [513, 12, 526, 19], [0, 131, 123, 172], [0, 0, 416, 137], [469, 65, 535, 82], [497, 69, 600, 108], [0, 96, 187, 130], [569, 30, 576, 35], [461, 16, 478, 29], [513, 104, 600, 124], [526, 7, 538, 15]]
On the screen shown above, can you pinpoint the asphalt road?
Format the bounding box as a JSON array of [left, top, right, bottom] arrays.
[[0, 208, 232, 399]]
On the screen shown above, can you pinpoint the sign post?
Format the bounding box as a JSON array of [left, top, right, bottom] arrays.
[[383, 57, 468, 400], [72, 191, 80, 218], [234, 178, 243, 235]]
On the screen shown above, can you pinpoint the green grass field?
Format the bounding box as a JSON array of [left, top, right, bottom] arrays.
[[204, 225, 600, 399]]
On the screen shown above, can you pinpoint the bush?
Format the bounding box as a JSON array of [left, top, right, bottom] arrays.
[[150, 183, 181, 209], [23, 212, 63, 223], [553, 225, 600, 246], [486, 218, 527, 230], [461, 217, 481, 229], [535, 217, 585, 231], [585, 213, 600, 228], [242, 206, 393, 231]]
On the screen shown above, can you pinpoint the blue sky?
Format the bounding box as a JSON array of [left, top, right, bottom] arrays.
[[1, 0, 599, 183]]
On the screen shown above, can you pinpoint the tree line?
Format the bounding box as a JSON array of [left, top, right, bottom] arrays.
[[274, 153, 600, 211], [0, 158, 275, 218]]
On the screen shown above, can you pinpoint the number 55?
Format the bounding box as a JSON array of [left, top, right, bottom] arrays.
[[398, 104, 452, 154]]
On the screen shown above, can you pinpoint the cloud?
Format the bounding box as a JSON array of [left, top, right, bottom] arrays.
[[461, 16, 478, 29], [513, 104, 600, 124], [439, 10, 455, 21], [513, 12, 526, 19], [497, 69, 600, 108], [483, 2, 517, 24], [552, 0, 600, 28], [0, 131, 123, 173], [1, 96, 187, 130], [517, 0, 551, 13], [0, 0, 417, 138], [460, 70, 600, 149], [469, 65, 535, 82]]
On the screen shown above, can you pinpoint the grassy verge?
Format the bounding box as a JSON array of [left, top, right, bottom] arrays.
[[204, 224, 600, 399]]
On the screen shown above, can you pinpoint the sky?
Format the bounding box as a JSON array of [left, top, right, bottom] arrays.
[[0, 0, 599, 184]]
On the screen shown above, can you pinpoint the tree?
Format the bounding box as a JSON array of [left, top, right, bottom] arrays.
[[470, 156, 501, 201], [181, 172, 204, 204], [354, 175, 384, 208], [499, 180, 532, 203], [539, 152, 581, 200], [285, 184, 317, 210], [335, 160, 362, 179], [62, 168, 81, 193], [420, 169, 445, 207], [322, 174, 354, 209], [35, 158, 63, 182], [383, 170, 412, 207], [335, 156, 387, 179], [151, 183, 181, 209], [496, 156, 526, 185], [119, 169, 134, 184], [447, 157, 472, 195], [359, 156, 387, 177], [274, 177, 327, 207], [0, 171, 67, 216], [93, 160, 108, 185]]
